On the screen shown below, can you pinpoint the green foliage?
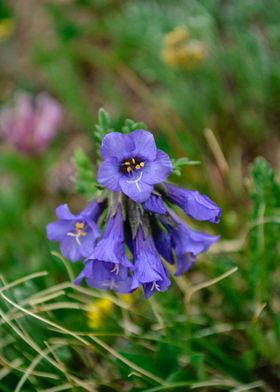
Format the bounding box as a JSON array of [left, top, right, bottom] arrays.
[[121, 118, 147, 134], [1, 0, 280, 390], [248, 157, 280, 302], [73, 148, 102, 199], [94, 108, 114, 154], [171, 157, 200, 176]]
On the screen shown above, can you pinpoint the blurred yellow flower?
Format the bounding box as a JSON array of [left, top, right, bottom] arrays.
[[162, 26, 207, 70], [87, 293, 137, 329], [119, 293, 134, 307], [87, 298, 113, 329], [163, 26, 190, 48], [0, 19, 15, 41]]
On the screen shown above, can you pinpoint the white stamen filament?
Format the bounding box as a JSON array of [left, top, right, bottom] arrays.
[[102, 280, 119, 290], [67, 232, 82, 246], [111, 264, 120, 275], [126, 172, 143, 192], [151, 281, 160, 291]]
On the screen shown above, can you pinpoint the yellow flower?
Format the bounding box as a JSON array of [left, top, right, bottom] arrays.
[[119, 293, 134, 307], [87, 298, 113, 329], [0, 19, 15, 42], [162, 26, 207, 70]]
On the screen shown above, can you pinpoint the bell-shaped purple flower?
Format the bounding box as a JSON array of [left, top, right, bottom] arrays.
[[0, 92, 63, 155], [162, 210, 220, 276], [47, 200, 104, 262], [131, 226, 171, 298], [87, 205, 133, 268], [74, 260, 133, 293], [165, 183, 222, 223], [97, 130, 173, 203]]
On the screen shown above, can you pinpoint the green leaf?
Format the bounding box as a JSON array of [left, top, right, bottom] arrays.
[[171, 157, 201, 176], [121, 119, 147, 134], [73, 148, 103, 199]]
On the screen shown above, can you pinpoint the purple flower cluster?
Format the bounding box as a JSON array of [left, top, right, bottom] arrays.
[[47, 130, 221, 298], [0, 92, 62, 156]]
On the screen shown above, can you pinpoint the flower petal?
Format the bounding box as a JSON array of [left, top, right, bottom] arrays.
[[166, 210, 220, 258], [100, 132, 134, 160], [142, 278, 171, 299], [60, 237, 82, 262], [119, 174, 153, 203], [153, 226, 174, 264], [143, 149, 173, 185], [130, 130, 157, 161], [175, 253, 196, 276], [142, 194, 167, 215], [98, 157, 122, 191], [165, 183, 222, 223], [80, 199, 106, 221], [79, 229, 100, 258], [56, 204, 76, 220], [46, 220, 73, 241], [75, 261, 133, 293]]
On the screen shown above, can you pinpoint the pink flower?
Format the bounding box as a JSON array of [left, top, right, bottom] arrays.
[[0, 92, 63, 155]]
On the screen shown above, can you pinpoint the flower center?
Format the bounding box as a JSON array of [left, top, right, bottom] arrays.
[[67, 221, 87, 245], [121, 157, 145, 174], [75, 222, 87, 237]]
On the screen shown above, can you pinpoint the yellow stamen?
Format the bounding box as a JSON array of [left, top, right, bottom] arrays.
[[135, 164, 140, 170], [140, 162, 145, 167], [127, 166, 132, 173], [75, 222, 87, 237], [131, 158, 136, 164], [123, 161, 131, 166]]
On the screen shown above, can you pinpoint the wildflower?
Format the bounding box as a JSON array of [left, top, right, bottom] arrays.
[[97, 130, 173, 203], [47, 200, 104, 262], [164, 182, 222, 223], [87, 298, 113, 329], [162, 26, 207, 70], [131, 226, 171, 298], [160, 209, 220, 276], [47, 122, 221, 298], [87, 205, 133, 268], [163, 26, 190, 48], [0, 92, 63, 155]]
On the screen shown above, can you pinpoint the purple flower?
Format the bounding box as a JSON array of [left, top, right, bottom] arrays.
[[162, 210, 220, 276], [87, 205, 133, 268], [0, 92, 63, 156], [47, 200, 104, 262], [131, 227, 171, 298], [97, 130, 173, 203], [74, 260, 133, 293], [165, 183, 222, 223]]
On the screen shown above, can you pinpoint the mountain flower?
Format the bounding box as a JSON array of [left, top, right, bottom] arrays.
[[131, 226, 171, 298], [161, 209, 220, 276], [47, 200, 104, 262], [0, 92, 63, 156], [97, 130, 173, 203], [164, 182, 222, 223], [87, 205, 133, 268], [47, 115, 222, 298]]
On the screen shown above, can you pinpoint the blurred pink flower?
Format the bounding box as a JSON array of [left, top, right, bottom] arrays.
[[0, 92, 63, 155]]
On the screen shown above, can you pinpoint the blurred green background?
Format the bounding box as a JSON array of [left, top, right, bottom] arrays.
[[0, 1, 280, 391]]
